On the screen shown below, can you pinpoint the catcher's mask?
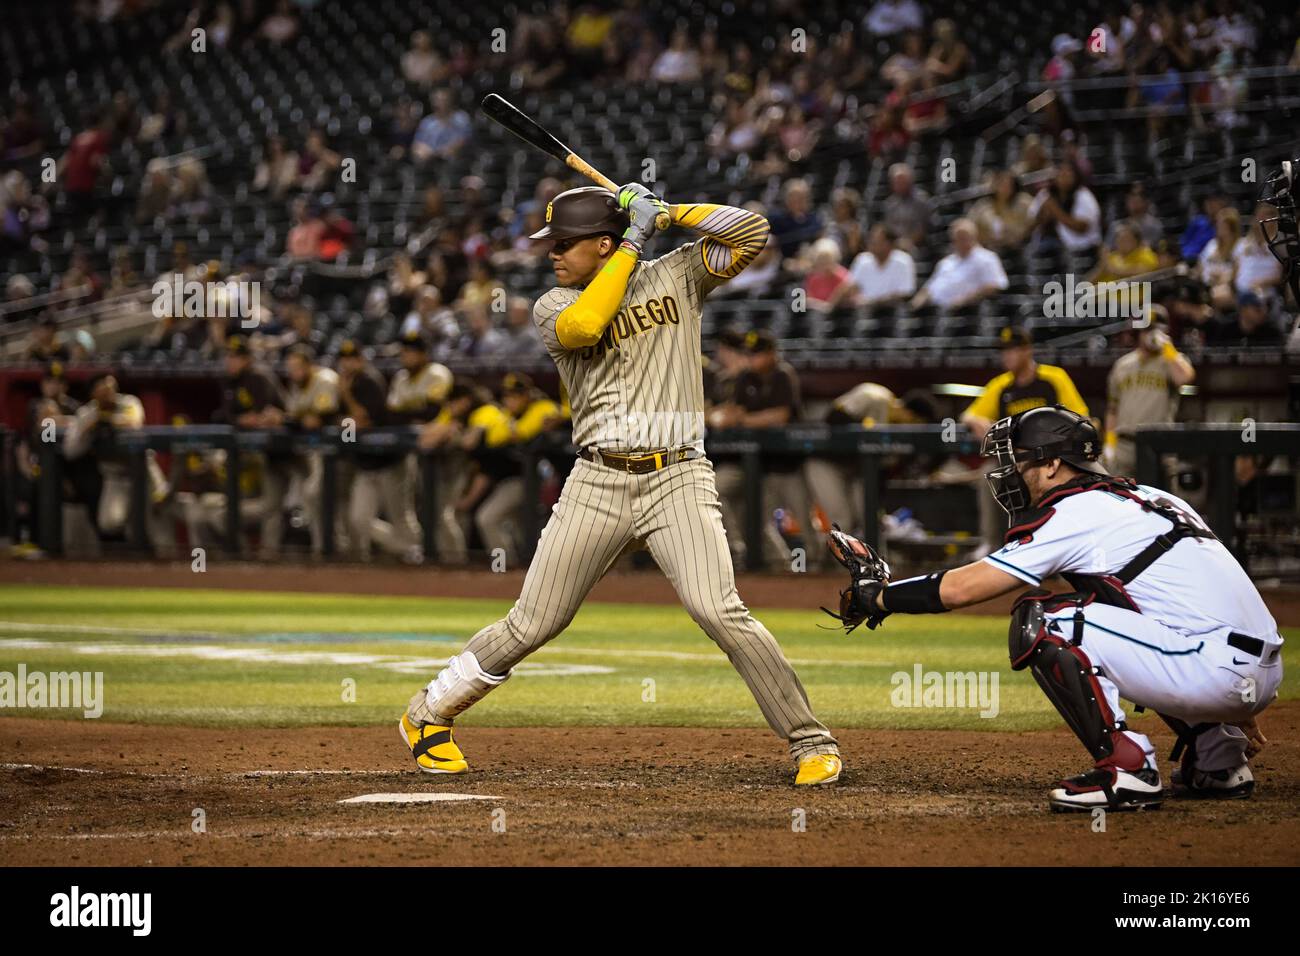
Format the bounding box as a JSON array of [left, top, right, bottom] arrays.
[[1259, 159, 1300, 302], [982, 405, 1106, 518]]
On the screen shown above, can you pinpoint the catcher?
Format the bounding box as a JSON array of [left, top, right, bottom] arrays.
[[823, 405, 1282, 811]]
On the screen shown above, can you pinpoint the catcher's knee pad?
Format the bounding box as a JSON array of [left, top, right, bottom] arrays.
[[409, 650, 511, 724], [1020, 626, 1146, 771]]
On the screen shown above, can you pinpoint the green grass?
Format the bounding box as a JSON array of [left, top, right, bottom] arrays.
[[1, 584, 1295, 732]]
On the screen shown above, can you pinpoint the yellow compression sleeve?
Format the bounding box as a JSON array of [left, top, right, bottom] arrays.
[[555, 246, 638, 349]]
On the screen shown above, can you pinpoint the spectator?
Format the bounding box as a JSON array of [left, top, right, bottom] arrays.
[[286, 198, 325, 259], [172, 156, 211, 222], [6, 274, 35, 304], [1, 93, 47, 161], [318, 201, 355, 261], [138, 90, 182, 144], [1028, 161, 1102, 269], [1104, 308, 1195, 477], [899, 73, 949, 136], [1106, 184, 1162, 249], [925, 19, 971, 81], [298, 130, 341, 192], [58, 110, 112, 218], [1011, 133, 1051, 187], [1207, 50, 1248, 130], [867, 100, 911, 161], [804, 238, 854, 312], [1182, 192, 1229, 260], [412, 90, 472, 164], [864, 0, 924, 37], [910, 218, 1009, 313], [456, 259, 503, 310], [136, 158, 175, 223], [61, 248, 103, 304], [968, 170, 1033, 252], [400, 285, 458, 355], [457, 303, 507, 357], [567, 4, 614, 69], [847, 225, 917, 308], [1090, 222, 1159, 283], [1234, 202, 1284, 297], [709, 98, 762, 157], [651, 27, 702, 84], [826, 187, 865, 261], [1197, 205, 1241, 311], [22, 316, 69, 362], [768, 179, 823, 259], [881, 32, 927, 87], [882, 163, 935, 252], [705, 327, 748, 413], [1207, 292, 1283, 347], [252, 135, 299, 198], [402, 30, 447, 87], [386, 97, 424, 160], [497, 296, 547, 359], [0, 169, 50, 251]]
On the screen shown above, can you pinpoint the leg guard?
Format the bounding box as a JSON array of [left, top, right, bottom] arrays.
[[407, 650, 511, 725], [1020, 620, 1148, 773]]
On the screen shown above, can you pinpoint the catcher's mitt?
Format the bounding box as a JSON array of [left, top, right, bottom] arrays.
[[821, 526, 892, 633]]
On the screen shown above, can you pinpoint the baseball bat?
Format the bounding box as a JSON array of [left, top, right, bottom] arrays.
[[481, 93, 671, 231]]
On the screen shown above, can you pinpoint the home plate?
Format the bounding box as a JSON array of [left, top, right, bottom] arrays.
[[338, 792, 503, 804]]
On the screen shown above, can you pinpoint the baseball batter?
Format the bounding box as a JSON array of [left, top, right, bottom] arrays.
[[823, 405, 1282, 811], [401, 183, 842, 785]]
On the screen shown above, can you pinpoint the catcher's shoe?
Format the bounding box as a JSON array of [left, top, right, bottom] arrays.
[[398, 713, 469, 774], [795, 754, 842, 786], [1048, 767, 1163, 812], [1172, 762, 1254, 800]]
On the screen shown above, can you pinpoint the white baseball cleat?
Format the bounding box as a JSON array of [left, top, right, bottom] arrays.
[[1048, 767, 1163, 812], [1173, 762, 1255, 800]]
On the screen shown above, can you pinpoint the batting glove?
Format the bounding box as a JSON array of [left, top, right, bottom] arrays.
[[616, 182, 669, 254]]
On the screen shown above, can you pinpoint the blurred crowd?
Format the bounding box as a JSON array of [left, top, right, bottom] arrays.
[[5, 0, 1299, 364]]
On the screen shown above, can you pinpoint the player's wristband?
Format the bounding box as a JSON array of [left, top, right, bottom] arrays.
[[881, 571, 948, 614], [1161, 341, 1179, 361]]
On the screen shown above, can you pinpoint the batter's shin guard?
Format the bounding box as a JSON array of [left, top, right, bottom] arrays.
[[408, 650, 511, 725], [1017, 618, 1147, 782]]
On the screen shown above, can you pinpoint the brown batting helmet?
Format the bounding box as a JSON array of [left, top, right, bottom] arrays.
[[529, 186, 629, 240]]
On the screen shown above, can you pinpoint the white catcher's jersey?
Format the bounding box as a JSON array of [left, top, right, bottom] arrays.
[[532, 240, 726, 451], [984, 484, 1279, 643]]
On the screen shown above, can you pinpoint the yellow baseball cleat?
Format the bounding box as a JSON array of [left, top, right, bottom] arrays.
[[795, 754, 842, 786], [398, 713, 469, 774]]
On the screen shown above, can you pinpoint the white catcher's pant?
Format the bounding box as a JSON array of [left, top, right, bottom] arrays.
[[1042, 603, 1283, 773]]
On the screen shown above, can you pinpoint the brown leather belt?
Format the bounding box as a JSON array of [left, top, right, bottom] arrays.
[[578, 446, 697, 474]]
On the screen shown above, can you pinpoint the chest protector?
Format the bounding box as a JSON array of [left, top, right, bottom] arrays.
[[1003, 474, 1218, 612]]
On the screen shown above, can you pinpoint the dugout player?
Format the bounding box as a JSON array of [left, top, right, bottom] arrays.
[[823, 405, 1282, 811], [962, 326, 1089, 553], [400, 184, 843, 785], [220, 335, 287, 557]]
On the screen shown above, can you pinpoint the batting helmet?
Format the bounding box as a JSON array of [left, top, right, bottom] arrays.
[[529, 186, 629, 240], [982, 405, 1106, 516]]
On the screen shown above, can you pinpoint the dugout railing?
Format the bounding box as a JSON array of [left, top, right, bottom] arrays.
[[9, 423, 1297, 572]]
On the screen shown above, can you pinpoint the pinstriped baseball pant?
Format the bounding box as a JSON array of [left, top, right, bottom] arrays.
[[462, 455, 840, 762]]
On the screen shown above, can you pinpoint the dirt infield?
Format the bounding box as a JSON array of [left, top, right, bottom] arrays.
[[2, 707, 1298, 866], [5, 558, 1300, 624]]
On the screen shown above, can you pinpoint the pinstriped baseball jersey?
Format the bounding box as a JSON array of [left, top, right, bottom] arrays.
[[409, 201, 840, 767], [286, 367, 340, 421], [533, 205, 766, 451], [387, 362, 453, 417]]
